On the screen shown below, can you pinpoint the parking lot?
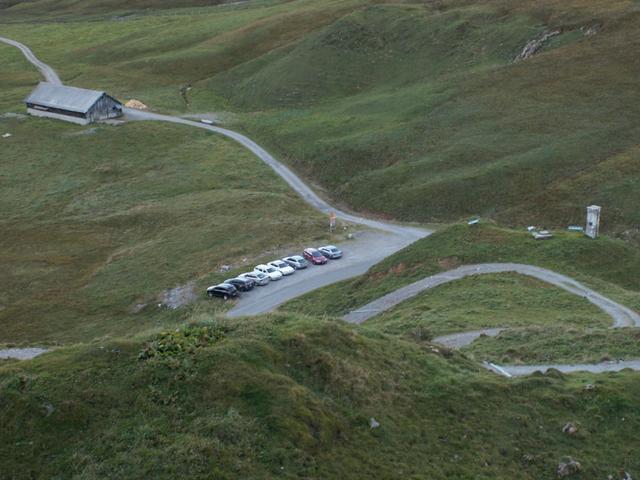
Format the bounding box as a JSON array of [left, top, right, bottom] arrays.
[[225, 230, 418, 317]]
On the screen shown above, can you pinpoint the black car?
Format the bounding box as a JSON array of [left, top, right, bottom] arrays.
[[224, 277, 255, 292], [207, 283, 239, 299]]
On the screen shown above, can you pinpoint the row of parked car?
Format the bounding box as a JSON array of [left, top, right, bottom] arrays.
[[207, 246, 344, 300]]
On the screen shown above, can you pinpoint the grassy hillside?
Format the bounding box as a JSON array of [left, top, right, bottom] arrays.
[[365, 273, 610, 336], [0, 113, 330, 345], [465, 326, 640, 364], [1, 313, 640, 479], [0, 0, 228, 19], [2, 0, 638, 233], [209, 0, 640, 233]]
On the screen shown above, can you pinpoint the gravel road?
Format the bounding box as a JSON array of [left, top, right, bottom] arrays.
[[498, 360, 640, 377], [0, 37, 62, 85], [344, 263, 640, 376], [434, 328, 506, 349], [123, 109, 429, 240], [0, 348, 48, 360], [344, 263, 640, 327]]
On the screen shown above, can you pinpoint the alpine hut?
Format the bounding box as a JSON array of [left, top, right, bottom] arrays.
[[25, 82, 123, 125]]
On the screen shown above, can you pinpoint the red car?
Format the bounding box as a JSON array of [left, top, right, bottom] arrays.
[[303, 248, 328, 265]]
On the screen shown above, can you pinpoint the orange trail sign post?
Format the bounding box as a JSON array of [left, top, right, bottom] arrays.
[[329, 212, 337, 232]]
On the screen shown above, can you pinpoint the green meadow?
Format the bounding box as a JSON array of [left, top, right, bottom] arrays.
[[2, 0, 639, 233], [1, 0, 640, 477]]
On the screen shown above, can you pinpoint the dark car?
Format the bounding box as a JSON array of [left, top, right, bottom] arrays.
[[224, 277, 255, 292], [207, 283, 239, 299], [303, 248, 328, 265]]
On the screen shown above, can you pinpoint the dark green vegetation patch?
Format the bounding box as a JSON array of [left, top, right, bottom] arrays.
[[1, 315, 639, 479]]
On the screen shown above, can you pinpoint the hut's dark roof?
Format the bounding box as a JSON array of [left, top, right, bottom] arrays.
[[25, 82, 108, 114]]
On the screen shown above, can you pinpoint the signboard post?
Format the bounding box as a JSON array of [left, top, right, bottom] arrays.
[[585, 205, 601, 239], [329, 212, 337, 232]]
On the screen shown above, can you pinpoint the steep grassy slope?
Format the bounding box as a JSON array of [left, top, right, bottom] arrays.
[[1, 314, 639, 479]]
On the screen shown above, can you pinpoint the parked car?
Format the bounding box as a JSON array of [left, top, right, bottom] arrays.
[[240, 271, 270, 286], [268, 259, 295, 276], [207, 283, 238, 299], [303, 248, 328, 265], [319, 245, 343, 259], [283, 255, 309, 270], [224, 277, 255, 292], [254, 264, 284, 281]]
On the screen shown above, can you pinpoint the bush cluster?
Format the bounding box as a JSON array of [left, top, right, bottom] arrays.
[[138, 325, 226, 360]]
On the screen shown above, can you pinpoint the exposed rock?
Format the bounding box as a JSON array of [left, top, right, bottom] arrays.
[[162, 282, 197, 309], [42, 402, 55, 417], [562, 422, 578, 435], [557, 457, 581, 477], [515, 30, 560, 62], [220, 265, 232, 273], [582, 24, 601, 37], [584, 383, 596, 391], [131, 303, 147, 314], [522, 453, 535, 464], [369, 417, 380, 429], [609, 473, 634, 480]]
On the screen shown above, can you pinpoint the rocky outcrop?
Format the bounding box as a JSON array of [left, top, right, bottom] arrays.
[[515, 30, 560, 62], [557, 457, 582, 477]]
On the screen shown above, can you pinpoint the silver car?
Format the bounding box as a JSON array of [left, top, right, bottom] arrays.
[[319, 245, 343, 259], [283, 255, 310, 269], [240, 271, 270, 286]]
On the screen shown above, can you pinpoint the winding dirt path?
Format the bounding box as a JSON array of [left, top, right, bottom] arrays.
[[0, 37, 62, 85], [343, 263, 640, 376], [344, 263, 640, 327]]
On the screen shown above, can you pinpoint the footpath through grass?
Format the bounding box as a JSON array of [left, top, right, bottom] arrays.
[[1, 313, 639, 479]]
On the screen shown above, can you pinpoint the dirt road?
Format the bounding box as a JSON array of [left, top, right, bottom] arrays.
[[0, 37, 62, 85], [343, 263, 640, 376]]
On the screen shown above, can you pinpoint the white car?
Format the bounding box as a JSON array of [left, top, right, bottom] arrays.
[[268, 260, 295, 276], [254, 264, 283, 281]]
